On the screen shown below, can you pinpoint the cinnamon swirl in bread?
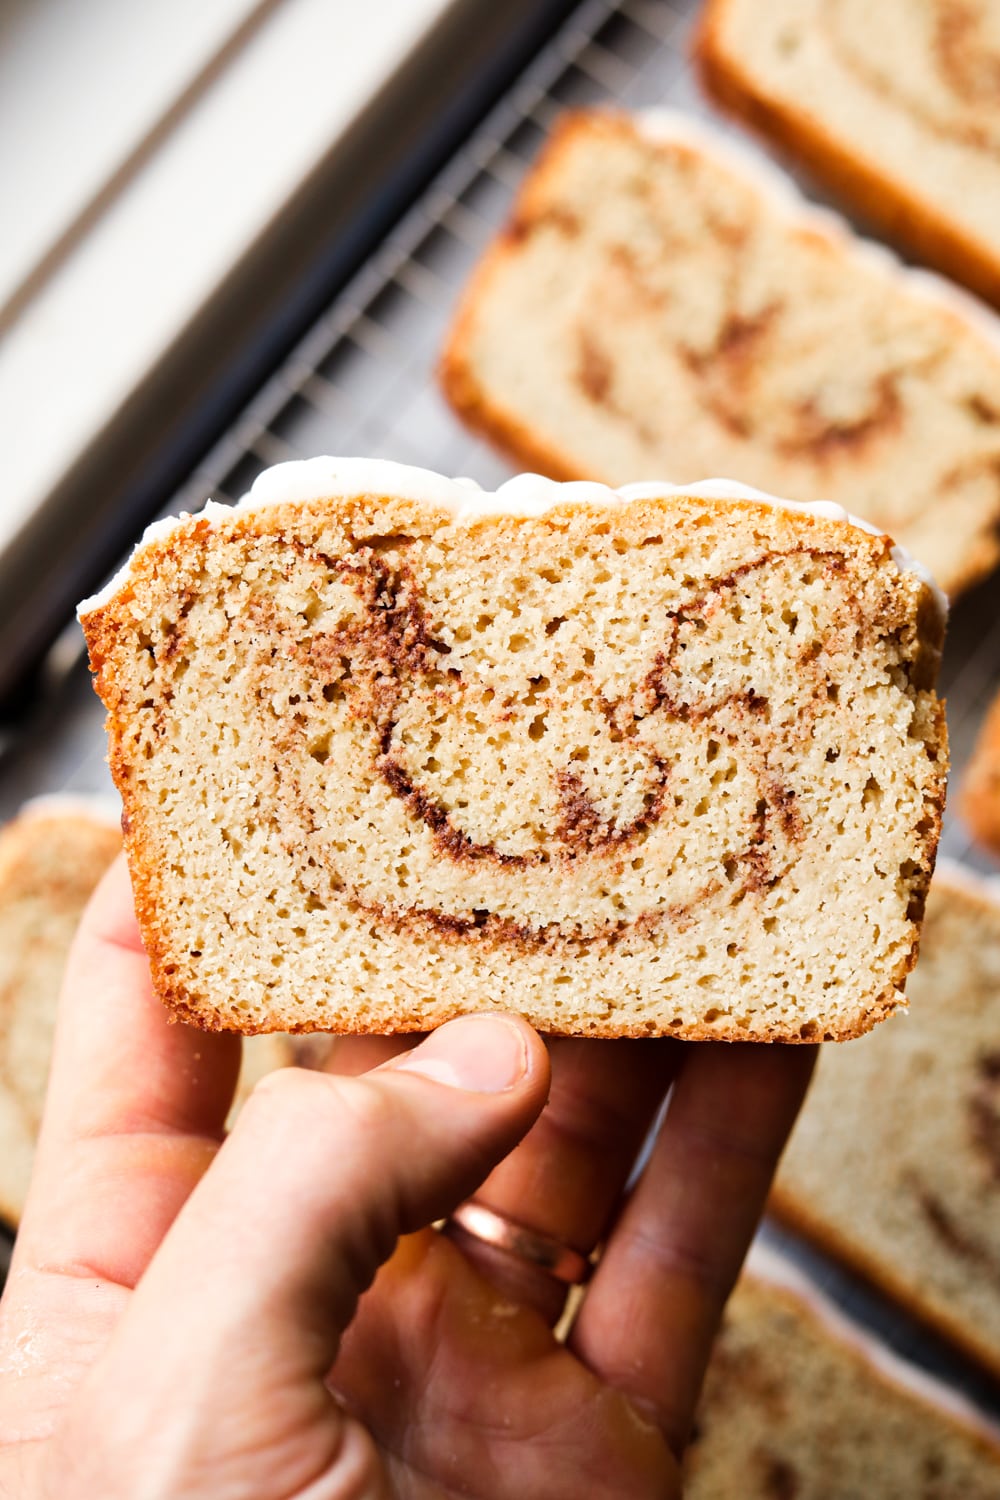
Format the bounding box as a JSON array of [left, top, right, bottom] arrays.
[[686, 1271, 1000, 1498], [79, 458, 946, 1042], [440, 109, 1000, 598], [697, 0, 1000, 310], [771, 864, 1000, 1380]]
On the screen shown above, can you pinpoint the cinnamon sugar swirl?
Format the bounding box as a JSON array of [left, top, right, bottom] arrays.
[[771, 864, 1000, 1381], [440, 109, 1000, 599], [697, 0, 1000, 311], [79, 459, 947, 1042]]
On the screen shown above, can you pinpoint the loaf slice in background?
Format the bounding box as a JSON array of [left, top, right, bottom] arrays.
[[440, 108, 1000, 599], [0, 803, 121, 1227], [771, 863, 1000, 1381], [696, 0, 1000, 310], [80, 456, 946, 1043], [961, 691, 1000, 859], [0, 801, 290, 1229], [685, 1267, 1000, 1498]]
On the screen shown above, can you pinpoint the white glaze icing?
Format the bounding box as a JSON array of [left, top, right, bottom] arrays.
[[77, 457, 946, 620]]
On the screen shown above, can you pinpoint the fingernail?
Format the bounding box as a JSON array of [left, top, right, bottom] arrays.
[[393, 1015, 528, 1093]]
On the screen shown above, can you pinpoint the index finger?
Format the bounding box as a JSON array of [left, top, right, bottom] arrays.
[[568, 1041, 816, 1458]]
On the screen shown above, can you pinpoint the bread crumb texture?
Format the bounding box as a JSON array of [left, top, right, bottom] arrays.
[[82, 488, 946, 1040], [685, 1276, 1000, 1498], [441, 109, 1000, 597], [697, 0, 1000, 310], [772, 868, 1000, 1379]]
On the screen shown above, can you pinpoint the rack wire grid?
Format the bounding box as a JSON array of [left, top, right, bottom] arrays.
[[2, 0, 1000, 1419]]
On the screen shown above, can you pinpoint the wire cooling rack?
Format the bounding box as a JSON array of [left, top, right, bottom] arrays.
[[2, 0, 1000, 1419], [2, 0, 997, 867]]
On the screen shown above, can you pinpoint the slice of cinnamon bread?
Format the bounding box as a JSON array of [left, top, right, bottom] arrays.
[[685, 1269, 1000, 1498], [0, 803, 120, 1226], [697, 0, 1000, 311], [961, 691, 1000, 859], [771, 863, 1000, 1380], [0, 802, 290, 1228], [440, 109, 1000, 599], [79, 457, 946, 1042]]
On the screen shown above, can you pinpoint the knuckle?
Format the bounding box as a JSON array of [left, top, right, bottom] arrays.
[[243, 1067, 400, 1151], [247, 1061, 326, 1109], [240, 1064, 341, 1143], [315, 1415, 389, 1500]]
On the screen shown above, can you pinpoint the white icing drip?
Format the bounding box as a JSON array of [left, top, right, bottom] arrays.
[[244, 456, 483, 511], [77, 457, 946, 620]]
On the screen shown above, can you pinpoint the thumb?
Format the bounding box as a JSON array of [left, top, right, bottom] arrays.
[[47, 1014, 549, 1499]]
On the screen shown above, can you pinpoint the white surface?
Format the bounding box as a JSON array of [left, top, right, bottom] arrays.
[[0, 0, 456, 563], [0, 0, 273, 319], [78, 456, 947, 616]]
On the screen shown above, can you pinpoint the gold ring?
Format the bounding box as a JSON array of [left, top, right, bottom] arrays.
[[445, 1201, 592, 1286]]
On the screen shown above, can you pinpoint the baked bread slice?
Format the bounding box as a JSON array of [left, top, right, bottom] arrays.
[[440, 108, 1000, 599], [0, 801, 290, 1228], [0, 802, 121, 1226], [770, 862, 1000, 1380], [685, 1267, 1000, 1498], [696, 0, 1000, 311], [80, 456, 946, 1042], [961, 691, 1000, 858]]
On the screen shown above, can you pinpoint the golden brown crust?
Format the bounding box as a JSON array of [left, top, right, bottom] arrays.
[[769, 865, 1000, 1384], [439, 108, 1000, 601], [439, 115, 610, 482], [152, 979, 903, 1044], [0, 811, 121, 902], [694, 0, 1000, 311], [767, 1186, 1000, 1384], [961, 692, 1000, 858], [687, 1271, 1000, 1493]]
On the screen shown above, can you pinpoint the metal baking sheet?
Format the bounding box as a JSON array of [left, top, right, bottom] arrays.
[[2, 0, 999, 1425]]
